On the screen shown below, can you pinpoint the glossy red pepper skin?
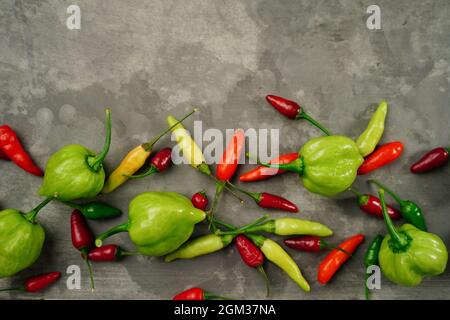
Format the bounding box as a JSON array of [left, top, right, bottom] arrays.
[[410, 147, 449, 173], [0, 148, 9, 160], [318, 234, 365, 284], [216, 129, 245, 181], [358, 142, 404, 175], [284, 236, 322, 252], [24, 272, 61, 293], [173, 287, 205, 300], [266, 95, 300, 119], [71, 210, 94, 253], [191, 191, 208, 211], [239, 152, 298, 182], [0, 125, 43, 176], [258, 192, 298, 213], [151, 147, 172, 172], [235, 235, 264, 267], [88, 245, 121, 261], [358, 194, 402, 220]]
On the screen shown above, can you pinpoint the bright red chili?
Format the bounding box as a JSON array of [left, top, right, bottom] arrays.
[[216, 129, 245, 181], [350, 188, 401, 220], [191, 190, 208, 211], [239, 152, 298, 182], [0, 125, 43, 176], [235, 235, 270, 297], [0, 148, 9, 160], [128, 147, 172, 179], [87, 244, 134, 262], [410, 147, 449, 173], [0, 272, 61, 293], [172, 287, 227, 300], [318, 234, 365, 284], [358, 141, 404, 175], [284, 236, 350, 254], [71, 210, 95, 290]]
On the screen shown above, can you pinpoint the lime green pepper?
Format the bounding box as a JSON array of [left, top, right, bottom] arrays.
[[247, 234, 310, 292], [165, 234, 234, 262], [377, 189, 448, 287], [39, 109, 111, 201], [0, 198, 52, 277], [95, 192, 206, 256], [356, 101, 387, 157], [256, 136, 364, 197]]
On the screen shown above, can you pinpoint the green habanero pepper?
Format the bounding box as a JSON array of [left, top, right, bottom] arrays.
[[370, 179, 427, 231], [247, 234, 310, 292], [364, 234, 383, 300], [255, 136, 363, 197], [356, 100, 388, 157], [377, 189, 447, 287], [164, 234, 234, 262], [0, 197, 52, 278], [39, 109, 112, 201], [95, 192, 206, 256], [231, 217, 333, 237], [62, 201, 122, 220]]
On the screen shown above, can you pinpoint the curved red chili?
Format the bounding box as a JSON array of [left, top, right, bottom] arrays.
[[191, 190, 208, 211], [0, 125, 43, 176], [410, 147, 449, 173], [358, 142, 404, 175], [88, 244, 134, 262], [239, 152, 298, 182], [284, 236, 351, 254], [216, 129, 245, 181], [350, 188, 401, 220], [24, 272, 61, 293]]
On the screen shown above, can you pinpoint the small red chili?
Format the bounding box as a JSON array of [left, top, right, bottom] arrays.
[[410, 147, 449, 173], [128, 147, 172, 179], [191, 190, 208, 211], [239, 152, 299, 182], [87, 244, 135, 262], [358, 142, 404, 175], [349, 188, 401, 220], [0, 272, 61, 293], [172, 287, 228, 300], [284, 236, 351, 254]]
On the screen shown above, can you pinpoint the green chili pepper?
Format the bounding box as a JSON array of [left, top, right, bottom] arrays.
[[369, 179, 427, 231], [164, 234, 234, 262], [364, 235, 383, 300], [0, 197, 52, 277], [356, 101, 388, 157], [221, 217, 333, 237], [95, 192, 206, 256], [247, 234, 310, 292], [39, 109, 112, 201], [62, 201, 122, 220], [253, 136, 364, 197], [378, 189, 448, 287]]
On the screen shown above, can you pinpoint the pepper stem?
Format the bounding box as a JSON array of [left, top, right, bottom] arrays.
[[82, 249, 95, 291], [212, 218, 237, 231], [207, 174, 244, 203], [24, 197, 53, 223], [126, 165, 158, 179], [348, 187, 364, 198], [297, 111, 332, 136], [378, 189, 408, 248], [246, 153, 304, 175], [207, 182, 225, 231], [218, 215, 269, 236], [365, 273, 370, 300], [87, 109, 112, 172], [95, 222, 129, 247], [225, 181, 260, 202], [369, 180, 403, 205], [257, 265, 271, 297], [203, 292, 233, 300], [142, 109, 196, 151], [0, 287, 22, 292]]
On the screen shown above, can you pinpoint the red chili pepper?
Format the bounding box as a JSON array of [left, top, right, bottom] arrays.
[[235, 235, 270, 297], [172, 287, 228, 300], [358, 142, 404, 175], [410, 147, 449, 173], [239, 152, 298, 182], [266, 95, 331, 135], [191, 190, 208, 211], [216, 129, 245, 181], [87, 244, 134, 262], [349, 188, 401, 220], [0, 272, 61, 293], [318, 234, 365, 284], [284, 236, 351, 254], [0, 125, 43, 176], [128, 147, 172, 179], [0, 148, 9, 160], [71, 210, 95, 290]]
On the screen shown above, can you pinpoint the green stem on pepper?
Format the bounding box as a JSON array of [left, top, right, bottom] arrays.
[[23, 197, 53, 224], [87, 109, 112, 172]]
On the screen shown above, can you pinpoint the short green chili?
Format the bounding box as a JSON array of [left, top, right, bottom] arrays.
[[364, 235, 383, 300]]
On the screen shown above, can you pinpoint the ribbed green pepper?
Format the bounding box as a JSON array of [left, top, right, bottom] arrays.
[[377, 189, 448, 287], [258, 136, 363, 196], [356, 101, 387, 157], [39, 109, 111, 201], [95, 192, 206, 256]]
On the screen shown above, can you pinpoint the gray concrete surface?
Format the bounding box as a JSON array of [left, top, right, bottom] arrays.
[[1, 0, 449, 300]]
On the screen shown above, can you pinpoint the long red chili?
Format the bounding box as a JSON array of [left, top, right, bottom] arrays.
[[239, 152, 298, 182], [191, 190, 208, 211], [0, 125, 43, 176], [0, 148, 9, 160], [87, 244, 135, 262], [172, 287, 228, 300], [0, 272, 61, 293], [318, 234, 365, 284], [349, 188, 401, 220], [284, 236, 351, 254], [410, 147, 449, 173], [216, 129, 245, 181], [358, 142, 404, 175], [128, 147, 172, 179], [235, 235, 270, 297], [71, 210, 95, 290]]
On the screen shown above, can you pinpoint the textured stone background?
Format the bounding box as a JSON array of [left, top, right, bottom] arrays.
[[0, 0, 449, 300]]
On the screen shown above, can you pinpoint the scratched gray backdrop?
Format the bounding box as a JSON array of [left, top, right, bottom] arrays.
[[0, 0, 449, 300]]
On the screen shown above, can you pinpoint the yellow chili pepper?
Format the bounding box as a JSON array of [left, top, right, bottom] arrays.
[[102, 109, 196, 193], [356, 100, 388, 157], [167, 115, 211, 176]]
